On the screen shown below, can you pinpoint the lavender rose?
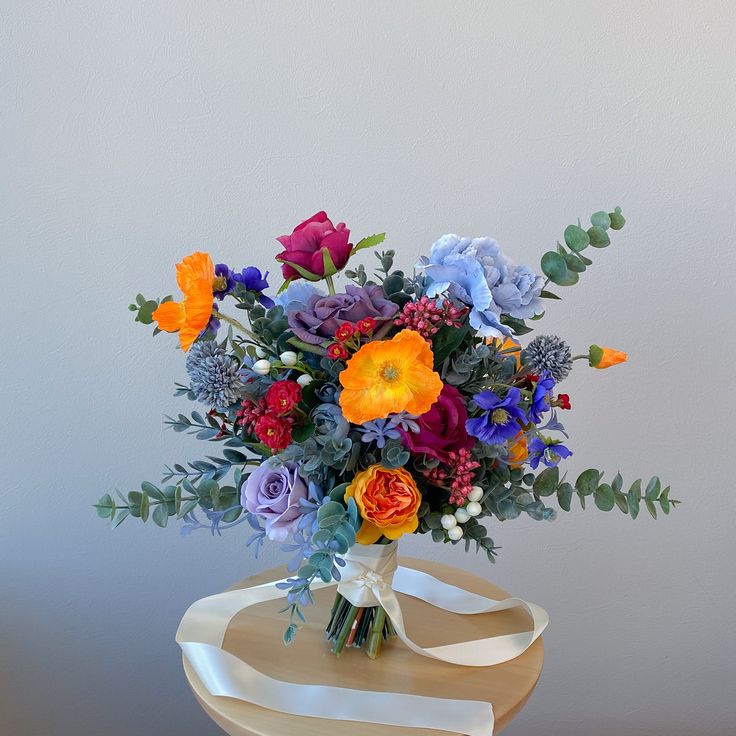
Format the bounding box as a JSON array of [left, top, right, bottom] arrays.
[[287, 284, 398, 345], [241, 461, 307, 541], [399, 384, 473, 462]]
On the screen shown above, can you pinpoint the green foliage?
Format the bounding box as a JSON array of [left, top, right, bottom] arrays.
[[540, 207, 625, 287], [351, 232, 386, 255], [128, 293, 172, 334], [94, 477, 247, 529], [526, 467, 679, 519]]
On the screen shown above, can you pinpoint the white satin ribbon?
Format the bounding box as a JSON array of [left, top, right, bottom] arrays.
[[177, 542, 548, 736]]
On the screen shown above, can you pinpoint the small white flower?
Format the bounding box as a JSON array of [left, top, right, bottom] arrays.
[[252, 359, 272, 376], [279, 351, 298, 366], [296, 374, 313, 387]]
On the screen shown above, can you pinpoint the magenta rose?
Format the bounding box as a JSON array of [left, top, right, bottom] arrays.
[[276, 211, 352, 281], [400, 384, 474, 462]]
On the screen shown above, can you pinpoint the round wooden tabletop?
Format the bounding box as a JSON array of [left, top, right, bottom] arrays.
[[182, 556, 544, 736]]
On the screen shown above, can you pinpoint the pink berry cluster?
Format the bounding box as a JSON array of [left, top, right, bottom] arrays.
[[421, 447, 481, 505], [394, 296, 467, 340]]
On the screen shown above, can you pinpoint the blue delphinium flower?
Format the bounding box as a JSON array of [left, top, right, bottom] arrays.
[[420, 233, 543, 339], [466, 387, 527, 444], [528, 436, 573, 469], [233, 266, 275, 308], [529, 370, 555, 424], [213, 263, 236, 300], [185, 340, 245, 410]]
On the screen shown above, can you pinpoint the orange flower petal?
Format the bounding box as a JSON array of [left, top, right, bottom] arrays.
[[152, 300, 185, 332], [338, 329, 443, 423]]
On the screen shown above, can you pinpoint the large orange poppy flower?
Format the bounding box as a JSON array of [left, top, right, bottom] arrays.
[[152, 252, 214, 352], [338, 329, 443, 424]]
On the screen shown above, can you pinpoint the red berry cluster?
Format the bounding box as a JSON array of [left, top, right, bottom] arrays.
[[394, 296, 467, 340], [421, 447, 481, 505], [326, 318, 377, 361], [236, 380, 303, 452]]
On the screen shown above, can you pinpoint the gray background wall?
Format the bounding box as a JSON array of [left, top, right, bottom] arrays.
[[2, 1, 734, 734]]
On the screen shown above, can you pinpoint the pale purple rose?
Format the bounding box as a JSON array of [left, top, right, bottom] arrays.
[[241, 462, 307, 541], [287, 283, 398, 345]]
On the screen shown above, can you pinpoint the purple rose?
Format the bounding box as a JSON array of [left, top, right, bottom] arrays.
[[400, 383, 474, 462], [241, 462, 307, 541], [287, 284, 398, 345]]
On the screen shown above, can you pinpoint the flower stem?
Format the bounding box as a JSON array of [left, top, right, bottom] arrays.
[[333, 603, 359, 655], [325, 275, 336, 295], [366, 606, 386, 659], [217, 312, 261, 344]]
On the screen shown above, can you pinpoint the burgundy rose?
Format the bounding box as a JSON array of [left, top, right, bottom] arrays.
[[276, 211, 352, 281], [400, 384, 473, 462], [287, 284, 398, 345]]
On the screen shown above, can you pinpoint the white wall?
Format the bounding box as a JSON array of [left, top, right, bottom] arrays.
[[2, 2, 735, 734]]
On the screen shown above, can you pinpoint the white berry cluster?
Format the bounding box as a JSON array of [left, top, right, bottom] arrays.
[[251, 348, 313, 386], [440, 486, 484, 540]]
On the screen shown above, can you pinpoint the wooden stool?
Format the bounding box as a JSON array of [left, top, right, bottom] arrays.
[[182, 556, 544, 735]]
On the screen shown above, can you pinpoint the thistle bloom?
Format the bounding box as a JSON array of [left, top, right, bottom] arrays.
[[152, 252, 215, 351], [466, 387, 527, 445], [528, 436, 573, 469], [523, 334, 573, 382], [185, 340, 245, 410], [338, 329, 444, 425], [589, 345, 628, 369]]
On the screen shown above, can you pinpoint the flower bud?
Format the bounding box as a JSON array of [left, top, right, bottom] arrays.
[[447, 526, 463, 541], [589, 345, 627, 369], [279, 351, 298, 366], [255, 347, 267, 359], [296, 374, 313, 387], [252, 359, 271, 376]]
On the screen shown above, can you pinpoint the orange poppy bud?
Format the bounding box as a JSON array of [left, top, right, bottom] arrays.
[[588, 344, 627, 369]]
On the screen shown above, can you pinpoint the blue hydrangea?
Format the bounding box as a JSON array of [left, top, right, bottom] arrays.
[[185, 340, 245, 410], [420, 233, 544, 338]]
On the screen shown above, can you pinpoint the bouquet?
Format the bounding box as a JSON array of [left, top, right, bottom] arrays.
[[97, 209, 677, 658]]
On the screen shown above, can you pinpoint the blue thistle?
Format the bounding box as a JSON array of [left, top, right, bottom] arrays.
[[185, 340, 245, 410]]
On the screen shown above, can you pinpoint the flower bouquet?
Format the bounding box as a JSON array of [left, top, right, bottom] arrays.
[[98, 209, 676, 659]]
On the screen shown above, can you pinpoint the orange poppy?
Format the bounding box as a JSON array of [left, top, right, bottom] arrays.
[[338, 329, 443, 424], [152, 252, 215, 351]]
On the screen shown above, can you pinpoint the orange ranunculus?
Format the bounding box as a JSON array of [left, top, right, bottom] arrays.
[[338, 329, 443, 424], [506, 431, 528, 468], [152, 252, 215, 352], [345, 465, 422, 544], [589, 344, 628, 369]]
